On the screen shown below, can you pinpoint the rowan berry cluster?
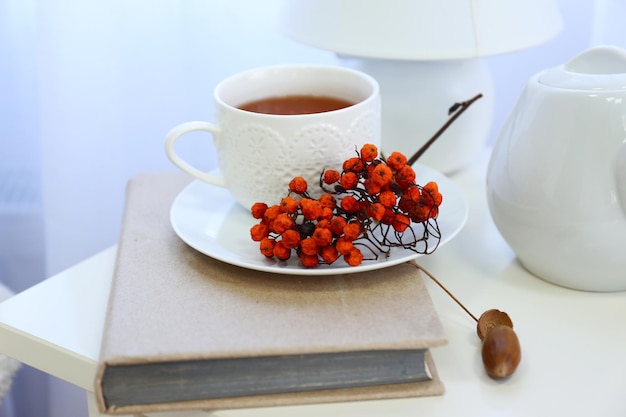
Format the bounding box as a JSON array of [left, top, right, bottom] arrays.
[[249, 144, 442, 267]]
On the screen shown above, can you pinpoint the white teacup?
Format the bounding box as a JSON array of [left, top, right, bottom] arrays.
[[165, 64, 381, 208]]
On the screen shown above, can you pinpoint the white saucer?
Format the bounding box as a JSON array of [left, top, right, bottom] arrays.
[[170, 164, 468, 276]]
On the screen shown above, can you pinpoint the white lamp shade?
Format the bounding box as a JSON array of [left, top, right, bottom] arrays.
[[280, 0, 563, 60]]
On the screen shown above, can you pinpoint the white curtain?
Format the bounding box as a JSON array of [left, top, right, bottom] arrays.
[[0, 0, 603, 416], [34, 0, 336, 277], [1, 1, 335, 416]]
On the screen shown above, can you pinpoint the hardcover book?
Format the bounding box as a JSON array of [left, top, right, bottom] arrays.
[[94, 172, 447, 415]]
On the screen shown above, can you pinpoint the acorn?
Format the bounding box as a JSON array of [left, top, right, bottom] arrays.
[[409, 262, 522, 380], [481, 324, 521, 379], [477, 309, 513, 341]]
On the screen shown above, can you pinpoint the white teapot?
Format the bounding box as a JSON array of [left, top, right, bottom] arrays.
[[487, 46, 626, 292]]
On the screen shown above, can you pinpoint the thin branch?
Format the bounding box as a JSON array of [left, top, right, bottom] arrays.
[[409, 260, 478, 323], [406, 93, 483, 166]]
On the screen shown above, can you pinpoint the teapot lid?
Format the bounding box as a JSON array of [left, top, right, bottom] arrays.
[[538, 46, 626, 91]]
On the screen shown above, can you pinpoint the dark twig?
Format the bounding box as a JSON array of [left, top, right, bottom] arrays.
[[409, 260, 478, 323], [406, 93, 483, 166]]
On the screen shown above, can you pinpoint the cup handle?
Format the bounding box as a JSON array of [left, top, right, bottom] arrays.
[[164, 121, 227, 188]]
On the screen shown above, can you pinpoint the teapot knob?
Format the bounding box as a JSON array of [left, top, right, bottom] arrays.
[[537, 46, 626, 90], [565, 45, 626, 74], [617, 143, 626, 218]]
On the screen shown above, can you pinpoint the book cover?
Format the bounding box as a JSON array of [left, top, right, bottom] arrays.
[[94, 172, 447, 415]]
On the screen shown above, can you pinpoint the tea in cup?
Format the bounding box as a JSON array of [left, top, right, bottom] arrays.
[[165, 64, 381, 208]]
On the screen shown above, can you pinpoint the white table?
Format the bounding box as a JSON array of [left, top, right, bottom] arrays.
[[1, 148, 625, 417]]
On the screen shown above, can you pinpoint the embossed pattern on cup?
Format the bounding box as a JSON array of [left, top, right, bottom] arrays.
[[221, 111, 378, 207]]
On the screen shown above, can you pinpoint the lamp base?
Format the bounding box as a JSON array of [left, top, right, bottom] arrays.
[[338, 56, 494, 174]]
